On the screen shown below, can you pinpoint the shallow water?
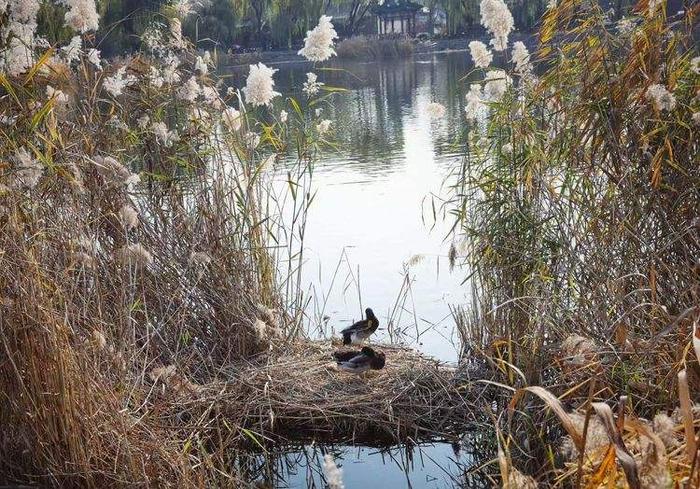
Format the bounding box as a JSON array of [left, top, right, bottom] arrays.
[[222, 52, 481, 488], [245, 442, 475, 488], [226, 52, 474, 363]]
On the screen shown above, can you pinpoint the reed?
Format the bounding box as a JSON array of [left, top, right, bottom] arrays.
[[336, 35, 415, 60], [448, 0, 699, 484], [0, 16, 324, 486], [145, 340, 474, 448]]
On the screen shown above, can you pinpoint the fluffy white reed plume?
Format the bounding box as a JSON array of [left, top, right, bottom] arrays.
[[244, 132, 260, 149], [298, 15, 338, 62], [163, 57, 181, 84], [46, 85, 69, 105], [201, 85, 222, 109], [426, 102, 446, 119], [63, 0, 99, 33], [178, 76, 200, 102], [60, 35, 82, 64], [243, 63, 280, 106], [480, 0, 514, 51], [2, 20, 36, 76], [103, 66, 137, 97], [316, 119, 332, 134], [116, 243, 153, 268], [194, 54, 208, 75], [151, 121, 179, 147], [464, 83, 485, 121], [118, 204, 139, 230], [148, 66, 164, 88], [511, 41, 532, 76], [302, 72, 324, 97], [173, 0, 193, 17], [8, 0, 40, 23], [253, 318, 268, 342], [484, 69, 511, 100], [0, 114, 17, 125], [468, 40, 492, 69], [142, 26, 165, 53], [279, 110, 288, 123], [222, 106, 242, 132], [94, 155, 140, 187], [645, 84, 676, 112], [691, 57, 700, 75], [86, 48, 101, 68], [322, 454, 344, 489], [107, 116, 128, 131], [137, 114, 150, 129]]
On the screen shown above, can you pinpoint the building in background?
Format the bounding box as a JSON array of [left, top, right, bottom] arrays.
[[372, 0, 423, 36]]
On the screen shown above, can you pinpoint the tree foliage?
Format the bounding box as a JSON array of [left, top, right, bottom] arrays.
[[38, 0, 643, 53]]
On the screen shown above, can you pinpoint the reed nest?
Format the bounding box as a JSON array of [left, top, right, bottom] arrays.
[[150, 340, 476, 447]]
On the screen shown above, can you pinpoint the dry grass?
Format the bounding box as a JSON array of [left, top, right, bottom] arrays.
[[0, 28, 309, 485], [148, 341, 475, 448], [445, 0, 700, 485], [336, 35, 414, 60]]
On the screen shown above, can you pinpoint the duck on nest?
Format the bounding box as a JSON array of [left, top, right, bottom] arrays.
[[340, 307, 379, 345], [332, 346, 386, 374]]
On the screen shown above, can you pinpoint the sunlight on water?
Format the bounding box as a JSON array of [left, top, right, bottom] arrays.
[[219, 52, 486, 489], [222, 53, 481, 488], [245, 52, 474, 363]]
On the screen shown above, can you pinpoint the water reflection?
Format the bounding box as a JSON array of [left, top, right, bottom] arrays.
[[221, 53, 483, 488], [223, 53, 473, 361], [242, 442, 473, 489]]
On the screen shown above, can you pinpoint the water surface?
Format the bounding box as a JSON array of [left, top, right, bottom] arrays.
[[223, 51, 479, 488], [234, 52, 473, 363]]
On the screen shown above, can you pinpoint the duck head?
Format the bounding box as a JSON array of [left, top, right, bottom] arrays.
[[365, 308, 375, 319], [370, 352, 386, 370], [360, 346, 376, 357]]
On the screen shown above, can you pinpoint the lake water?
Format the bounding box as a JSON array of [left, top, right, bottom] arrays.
[[241, 442, 488, 488], [223, 51, 481, 488], [236, 51, 473, 363]]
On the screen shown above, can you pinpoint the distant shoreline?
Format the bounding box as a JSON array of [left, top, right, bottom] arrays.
[[220, 33, 539, 68]]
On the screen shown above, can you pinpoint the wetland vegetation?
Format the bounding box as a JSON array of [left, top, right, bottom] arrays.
[[0, 0, 699, 487]]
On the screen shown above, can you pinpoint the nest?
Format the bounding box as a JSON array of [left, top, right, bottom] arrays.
[[152, 341, 476, 446]]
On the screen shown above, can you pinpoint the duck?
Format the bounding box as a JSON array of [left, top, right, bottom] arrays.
[[340, 307, 379, 345], [333, 346, 386, 374]]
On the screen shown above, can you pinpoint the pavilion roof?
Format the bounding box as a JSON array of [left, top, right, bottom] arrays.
[[372, 0, 423, 15]]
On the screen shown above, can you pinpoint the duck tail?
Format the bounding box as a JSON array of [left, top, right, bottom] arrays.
[[342, 332, 352, 345]]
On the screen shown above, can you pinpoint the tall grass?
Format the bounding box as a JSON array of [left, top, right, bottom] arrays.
[[449, 0, 699, 483], [0, 18, 327, 485], [336, 35, 415, 60]]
